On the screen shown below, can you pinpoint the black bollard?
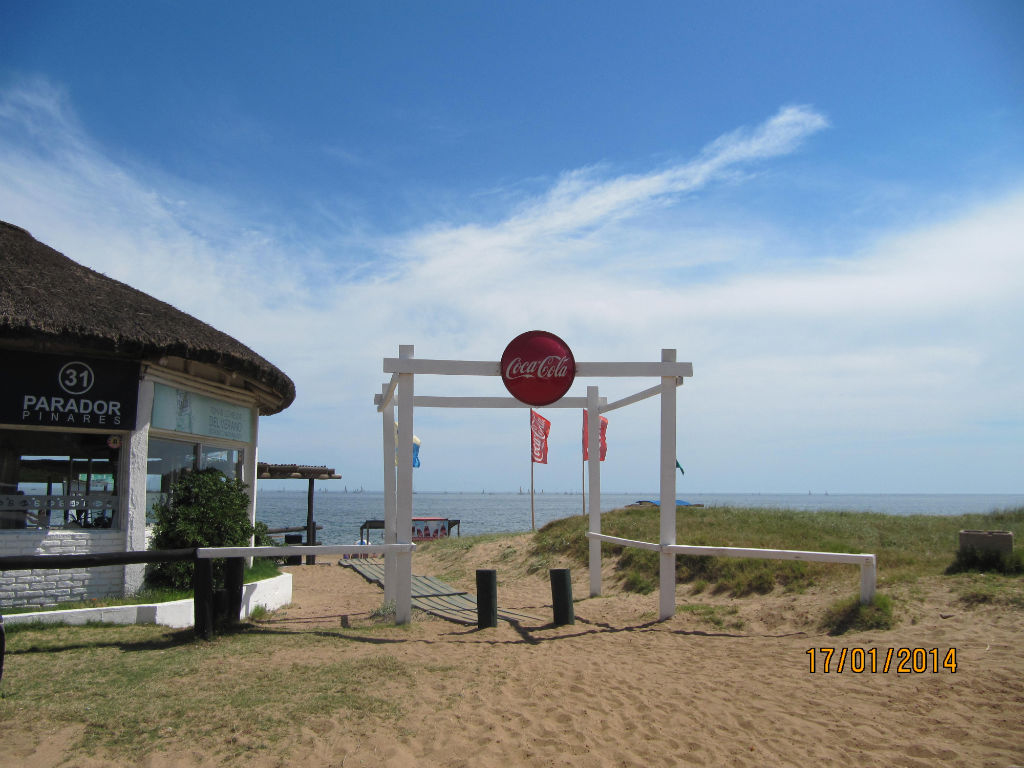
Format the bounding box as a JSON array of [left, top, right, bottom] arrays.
[[550, 568, 575, 625], [476, 569, 498, 629], [284, 534, 302, 565]]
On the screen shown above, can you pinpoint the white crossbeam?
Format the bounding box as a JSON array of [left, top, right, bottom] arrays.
[[601, 377, 684, 413], [410, 396, 606, 409], [576, 361, 693, 378], [384, 359, 499, 375], [376, 372, 400, 412], [382, 358, 694, 378]]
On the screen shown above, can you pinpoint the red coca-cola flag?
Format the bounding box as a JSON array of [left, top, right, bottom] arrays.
[[582, 410, 608, 461], [530, 409, 551, 464]]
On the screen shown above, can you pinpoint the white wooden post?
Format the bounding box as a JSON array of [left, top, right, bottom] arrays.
[[395, 345, 415, 624], [860, 556, 877, 604], [587, 386, 602, 597], [659, 349, 677, 620], [381, 383, 398, 604], [246, 404, 260, 570]]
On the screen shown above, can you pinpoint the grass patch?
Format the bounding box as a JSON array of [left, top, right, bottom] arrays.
[[247, 604, 268, 621], [243, 558, 283, 583], [0, 621, 415, 761], [417, 533, 518, 582], [677, 604, 745, 631], [820, 593, 894, 635], [418, 533, 509, 556], [953, 572, 1024, 608], [369, 600, 397, 621], [532, 505, 1024, 596]]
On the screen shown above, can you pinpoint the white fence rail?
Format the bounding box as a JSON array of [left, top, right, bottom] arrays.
[[586, 532, 877, 604]]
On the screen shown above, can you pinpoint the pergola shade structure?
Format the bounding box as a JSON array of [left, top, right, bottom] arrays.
[[256, 463, 341, 563], [375, 344, 693, 623]]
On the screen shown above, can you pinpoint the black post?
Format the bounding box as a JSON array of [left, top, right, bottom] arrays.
[[226, 557, 244, 625], [284, 533, 302, 565], [550, 568, 575, 626], [476, 569, 498, 629], [193, 557, 214, 640], [0, 614, 6, 684], [305, 478, 316, 565], [213, 587, 229, 629]]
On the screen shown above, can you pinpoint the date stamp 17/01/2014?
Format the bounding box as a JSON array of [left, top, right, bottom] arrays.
[[807, 647, 958, 674]]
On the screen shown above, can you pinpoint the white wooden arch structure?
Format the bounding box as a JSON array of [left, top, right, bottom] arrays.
[[374, 344, 693, 624]]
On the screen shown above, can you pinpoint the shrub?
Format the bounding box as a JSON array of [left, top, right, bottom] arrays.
[[146, 469, 253, 591], [253, 520, 276, 548], [946, 547, 1023, 575]]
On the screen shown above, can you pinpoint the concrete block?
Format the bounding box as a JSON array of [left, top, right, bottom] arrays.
[[959, 530, 1014, 556]]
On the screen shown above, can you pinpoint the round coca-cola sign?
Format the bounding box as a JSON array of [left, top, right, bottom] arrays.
[[500, 330, 576, 406]]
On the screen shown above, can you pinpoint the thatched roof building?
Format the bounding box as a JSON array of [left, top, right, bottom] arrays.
[[1, 220, 300, 610], [0, 220, 294, 414]]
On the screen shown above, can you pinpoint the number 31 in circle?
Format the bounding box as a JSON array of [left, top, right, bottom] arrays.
[[59, 361, 95, 395]]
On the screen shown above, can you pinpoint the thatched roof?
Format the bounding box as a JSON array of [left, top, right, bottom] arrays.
[[257, 463, 341, 480], [0, 221, 295, 414]]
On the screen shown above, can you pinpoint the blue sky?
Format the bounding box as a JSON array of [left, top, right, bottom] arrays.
[[2, 1, 1022, 493]]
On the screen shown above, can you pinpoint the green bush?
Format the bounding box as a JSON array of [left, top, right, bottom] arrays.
[[146, 469, 253, 591], [253, 520, 276, 548], [946, 547, 1023, 575]]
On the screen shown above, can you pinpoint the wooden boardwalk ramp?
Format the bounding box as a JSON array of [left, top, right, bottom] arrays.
[[342, 559, 541, 625]]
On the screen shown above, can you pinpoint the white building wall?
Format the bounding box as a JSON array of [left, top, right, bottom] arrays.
[[0, 530, 123, 608]]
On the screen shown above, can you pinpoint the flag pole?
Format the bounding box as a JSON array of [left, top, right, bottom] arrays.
[[581, 410, 586, 516], [531, 457, 536, 530], [530, 411, 536, 530]]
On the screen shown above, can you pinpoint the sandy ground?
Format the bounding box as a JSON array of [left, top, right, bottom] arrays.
[[10, 537, 1024, 767]]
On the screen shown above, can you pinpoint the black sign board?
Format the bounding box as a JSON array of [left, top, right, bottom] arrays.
[[0, 351, 140, 430]]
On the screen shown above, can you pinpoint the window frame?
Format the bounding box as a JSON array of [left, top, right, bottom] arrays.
[[0, 424, 130, 530]]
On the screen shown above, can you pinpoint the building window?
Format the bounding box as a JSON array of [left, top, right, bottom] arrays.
[[200, 444, 245, 480], [0, 428, 121, 529], [146, 437, 245, 521]]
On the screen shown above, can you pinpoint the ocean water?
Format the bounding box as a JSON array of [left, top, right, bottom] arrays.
[[254, 491, 1024, 545]]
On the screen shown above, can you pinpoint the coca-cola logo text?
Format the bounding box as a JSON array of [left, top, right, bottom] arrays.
[[504, 355, 572, 381], [500, 331, 576, 406]]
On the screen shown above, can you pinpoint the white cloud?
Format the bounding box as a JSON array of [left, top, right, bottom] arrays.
[[2, 81, 1020, 492]]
